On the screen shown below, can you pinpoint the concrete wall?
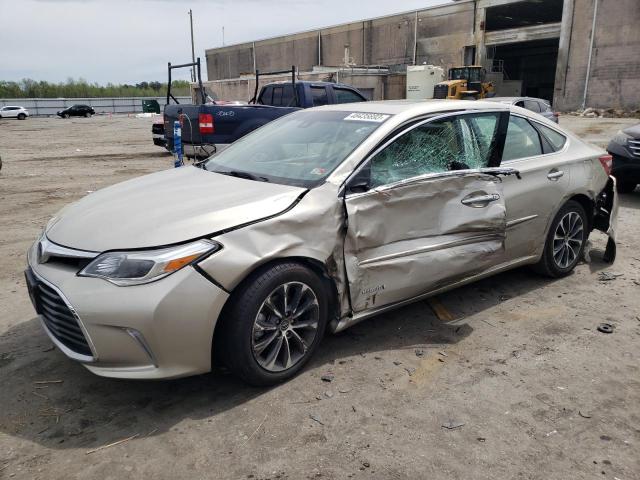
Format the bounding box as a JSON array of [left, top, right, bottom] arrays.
[[199, 70, 407, 103], [554, 0, 640, 110], [204, 0, 640, 110], [205, 2, 477, 82]]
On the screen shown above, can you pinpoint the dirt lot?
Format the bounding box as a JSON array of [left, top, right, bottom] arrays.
[[1, 114, 639, 480]]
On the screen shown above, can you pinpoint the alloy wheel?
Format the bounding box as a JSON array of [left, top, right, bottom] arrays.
[[251, 281, 319, 372], [553, 211, 584, 269]]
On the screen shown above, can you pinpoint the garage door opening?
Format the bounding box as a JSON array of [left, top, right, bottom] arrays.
[[490, 38, 559, 104], [485, 0, 563, 31]]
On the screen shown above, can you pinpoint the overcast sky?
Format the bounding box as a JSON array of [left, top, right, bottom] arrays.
[[0, 0, 451, 84]]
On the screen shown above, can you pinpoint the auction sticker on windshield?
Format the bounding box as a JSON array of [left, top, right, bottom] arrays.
[[344, 112, 390, 122]]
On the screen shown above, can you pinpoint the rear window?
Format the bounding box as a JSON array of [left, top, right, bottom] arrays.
[[311, 87, 329, 106], [537, 123, 567, 151], [334, 88, 365, 104], [538, 101, 552, 112], [258, 87, 272, 105]]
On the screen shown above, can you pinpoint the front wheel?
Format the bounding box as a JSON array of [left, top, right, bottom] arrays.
[[63, 113, 69, 119], [84, 112, 91, 118], [219, 262, 328, 386], [533, 200, 587, 278]]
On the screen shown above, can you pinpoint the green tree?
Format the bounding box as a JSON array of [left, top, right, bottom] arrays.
[[0, 78, 191, 98]]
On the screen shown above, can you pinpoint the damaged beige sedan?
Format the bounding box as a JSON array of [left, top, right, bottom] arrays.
[[26, 100, 618, 385]]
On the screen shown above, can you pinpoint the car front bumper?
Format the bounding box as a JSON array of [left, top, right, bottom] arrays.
[[608, 139, 640, 183], [26, 240, 229, 379]]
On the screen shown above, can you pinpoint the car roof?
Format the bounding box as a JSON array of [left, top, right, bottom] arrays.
[[3, 105, 24, 108], [486, 96, 550, 104], [318, 99, 511, 115], [264, 80, 356, 88]]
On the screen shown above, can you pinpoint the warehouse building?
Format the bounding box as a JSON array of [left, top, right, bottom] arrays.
[[202, 0, 639, 110]]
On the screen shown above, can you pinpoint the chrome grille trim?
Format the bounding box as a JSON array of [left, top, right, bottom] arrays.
[[38, 236, 98, 264]]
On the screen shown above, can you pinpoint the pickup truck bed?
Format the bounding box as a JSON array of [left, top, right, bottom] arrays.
[[163, 80, 367, 157]]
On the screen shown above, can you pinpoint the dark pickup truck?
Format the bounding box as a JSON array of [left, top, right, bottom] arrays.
[[163, 78, 367, 158]]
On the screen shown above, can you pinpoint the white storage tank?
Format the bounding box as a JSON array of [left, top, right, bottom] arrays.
[[406, 65, 445, 100]]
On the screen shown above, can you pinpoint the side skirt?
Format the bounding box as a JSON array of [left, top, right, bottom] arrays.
[[330, 255, 538, 333]]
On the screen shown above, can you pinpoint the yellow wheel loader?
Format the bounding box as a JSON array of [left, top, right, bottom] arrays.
[[433, 66, 495, 100]]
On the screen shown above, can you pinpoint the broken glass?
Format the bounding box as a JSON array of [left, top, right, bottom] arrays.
[[370, 113, 499, 187]]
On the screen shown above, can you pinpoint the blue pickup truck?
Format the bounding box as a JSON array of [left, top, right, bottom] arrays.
[[163, 79, 368, 158]]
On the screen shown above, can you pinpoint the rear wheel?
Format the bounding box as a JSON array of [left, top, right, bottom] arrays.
[[219, 262, 328, 386], [534, 200, 587, 278], [616, 180, 636, 194], [17, 113, 26, 120]]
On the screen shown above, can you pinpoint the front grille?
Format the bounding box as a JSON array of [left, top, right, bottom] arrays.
[[434, 84, 448, 99], [28, 272, 92, 357], [152, 123, 164, 135], [629, 139, 640, 158]]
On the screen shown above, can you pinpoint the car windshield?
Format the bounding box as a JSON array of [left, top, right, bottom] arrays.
[[203, 110, 390, 187]]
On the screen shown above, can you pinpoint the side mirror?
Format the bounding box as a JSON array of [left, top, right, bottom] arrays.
[[347, 165, 371, 194]]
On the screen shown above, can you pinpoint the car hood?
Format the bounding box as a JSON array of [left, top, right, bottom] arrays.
[[623, 124, 640, 139], [46, 166, 306, 251]]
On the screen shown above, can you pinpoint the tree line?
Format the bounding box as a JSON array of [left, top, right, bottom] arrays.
[[0, 78, 191, 98]]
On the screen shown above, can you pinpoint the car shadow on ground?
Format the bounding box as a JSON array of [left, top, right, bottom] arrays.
[[0, 263, 595, 451], [618, 189, 640, 209]]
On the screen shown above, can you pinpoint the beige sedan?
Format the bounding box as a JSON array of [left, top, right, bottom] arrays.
[[26, 100, 617, 385]]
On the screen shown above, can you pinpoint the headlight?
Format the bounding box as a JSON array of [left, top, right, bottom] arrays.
[[612, 130, 631, 145], [79, 239, 220, 286]]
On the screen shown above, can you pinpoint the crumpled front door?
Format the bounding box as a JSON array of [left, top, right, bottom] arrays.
[[343, 172, 507, 312]]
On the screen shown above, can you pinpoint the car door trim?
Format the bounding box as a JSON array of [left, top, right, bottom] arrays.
[[506, 214, 538, 229], [358, 233, 504, 267]]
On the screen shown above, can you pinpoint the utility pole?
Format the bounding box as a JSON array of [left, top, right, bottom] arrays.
[[188, 9, 196, 82], [222, 26, 225, 46]]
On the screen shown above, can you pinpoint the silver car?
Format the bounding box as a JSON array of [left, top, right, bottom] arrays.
[[486, 97, 559, 123], [26, 101, 617, 385]]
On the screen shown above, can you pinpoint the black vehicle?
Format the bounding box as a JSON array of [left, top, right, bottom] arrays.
[[57, 104, 95, 118], [607, 123, 640, 193]]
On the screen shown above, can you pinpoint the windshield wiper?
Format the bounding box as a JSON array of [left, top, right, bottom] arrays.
[[215, 169, 269, 182]]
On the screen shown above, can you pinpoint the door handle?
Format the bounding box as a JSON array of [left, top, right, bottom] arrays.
[[547, 170, 564, 180], [461, 193, 501, 207]]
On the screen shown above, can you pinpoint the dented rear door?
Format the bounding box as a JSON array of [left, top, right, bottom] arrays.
[[344, 173, 506, 312]]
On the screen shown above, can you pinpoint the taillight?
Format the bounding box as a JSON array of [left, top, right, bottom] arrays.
[[554, 112, 560, 117], [598, 154, 613, 176], [199, 113, 214, 134]]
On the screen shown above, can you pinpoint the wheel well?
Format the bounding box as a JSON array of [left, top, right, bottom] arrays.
[[211, 256, 341, 366], [568, 194, 594, 231]]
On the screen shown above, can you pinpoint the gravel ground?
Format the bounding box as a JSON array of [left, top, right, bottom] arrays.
[[0, 114, 639, 480]]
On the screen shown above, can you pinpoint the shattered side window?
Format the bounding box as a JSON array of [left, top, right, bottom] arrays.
[[370, 113, 498, 187], [463, 113, 500, 167]]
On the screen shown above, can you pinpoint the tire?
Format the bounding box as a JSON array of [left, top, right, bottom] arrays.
[[84, 112, 91, 118], [63, 113, 69, 119], [533, 200, 588, 278], [616, 180, 636, 194], [219, 262, 328, 386], [17, 113, 26, 120]]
